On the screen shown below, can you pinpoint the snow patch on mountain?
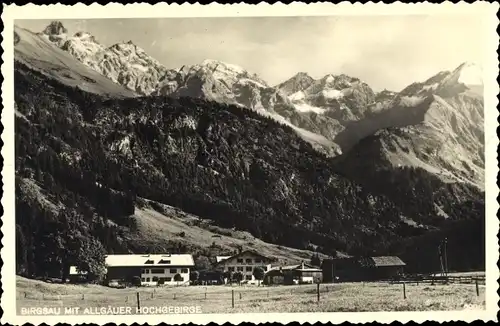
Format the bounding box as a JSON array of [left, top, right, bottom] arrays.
[[321, 89, 344, 99], [61, 32, 105, 65], [294, 102, 327, 114], [239, 78, 268, 89], [288, 91, 306, 101]]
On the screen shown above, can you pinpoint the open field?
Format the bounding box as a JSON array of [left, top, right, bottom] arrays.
[[16, 276, 485, 314]]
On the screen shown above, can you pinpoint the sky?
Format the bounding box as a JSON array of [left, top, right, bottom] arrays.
[[16, 15, 485, 92]]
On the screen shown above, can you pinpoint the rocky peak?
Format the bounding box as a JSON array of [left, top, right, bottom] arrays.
[[277, 71, 315, 96], [398, 62, 483, 99], [42, 21, 68, 36]]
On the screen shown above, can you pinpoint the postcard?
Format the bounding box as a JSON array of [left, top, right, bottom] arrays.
[[1, 2, 499, 324]]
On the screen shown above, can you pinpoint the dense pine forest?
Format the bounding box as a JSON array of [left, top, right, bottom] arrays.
[[14, 62, 485, 280]]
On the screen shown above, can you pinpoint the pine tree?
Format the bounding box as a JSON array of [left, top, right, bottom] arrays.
[[310, 253, 321, 267]]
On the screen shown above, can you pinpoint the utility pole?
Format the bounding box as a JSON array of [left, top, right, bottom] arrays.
[[444, 238, 448, 277], [415, 246, 420, 275], [333, 260, 336, 283], [438, 242, 444, 277]]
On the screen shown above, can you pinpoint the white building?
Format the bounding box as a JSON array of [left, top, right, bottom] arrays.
[[264, 262, 323, 285], [214, 250, 273, 284], [104, 254, 194, 286]]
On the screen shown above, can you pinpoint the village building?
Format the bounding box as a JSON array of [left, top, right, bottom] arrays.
[[322, 256, 406, 282], [263, 262, 323, 285], [214, 250, 273, 284], [68, 266, 88, 283], [103, 254, 194, 286]]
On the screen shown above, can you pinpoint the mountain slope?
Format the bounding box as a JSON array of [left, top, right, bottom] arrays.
[[275, 72, 315, 95], [154, 59, 342, 155], [14, 62, 407, 267], [38, 20, 340, 155], [155, 59, 290, 112], [279, 73, 376, 120], [333, 62, 484, 190], [40, 21, 172, 95], [33, 21, 485, 180], [14, 26, 136, 98], [15, 50, 485, 278]]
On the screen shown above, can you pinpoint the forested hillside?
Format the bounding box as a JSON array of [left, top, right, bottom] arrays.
[[14, 62, 485, 280]]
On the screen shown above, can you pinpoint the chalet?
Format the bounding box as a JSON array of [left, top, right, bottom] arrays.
[[263, 262, 323, 285], [322, 256, 406, 282], [214, 250, 273, 283], [104, 254, 194, 286]]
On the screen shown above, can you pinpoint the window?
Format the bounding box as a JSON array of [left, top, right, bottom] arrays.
[[166, 277, 172, 282], [141, 278, 145, 282], [146, 278, 150, 282], [142, 269, 150, 274], [181, 268, 188, 273], [245, 258, 252, 264], [159, 259, 171, 264], [237, 259, 243, 263], [228, 267, 235, 272], [145, 259, 154, 264], [246, 266, 252, 272], [152, 276, 159, 282], [170, 268, 177, 274], [237, 267, 243, 271], [245, 275, 252, 280], [151, 268, 165, 274]]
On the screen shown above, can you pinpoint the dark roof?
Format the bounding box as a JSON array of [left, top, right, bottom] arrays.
[[272, 263, 321, 271], [323, 256, 405, 268], [214, 250, 273, 266], [362, 256, 406, 267]]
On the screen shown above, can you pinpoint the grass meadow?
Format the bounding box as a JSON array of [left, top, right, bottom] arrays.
[[16, 275, 485, 314]]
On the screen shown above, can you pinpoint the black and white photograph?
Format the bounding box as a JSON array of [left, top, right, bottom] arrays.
[[1, 2, 499, 324]]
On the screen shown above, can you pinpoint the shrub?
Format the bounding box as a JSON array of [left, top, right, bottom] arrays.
[[131, 276, 142, 287], [232, 271, 243, 284], [253, 267, 265, 285]]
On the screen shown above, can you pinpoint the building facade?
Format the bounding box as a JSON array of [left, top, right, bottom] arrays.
[[214, 250, 273, 283], [104, 254, 194, 286], [264, 263, 323, 285]]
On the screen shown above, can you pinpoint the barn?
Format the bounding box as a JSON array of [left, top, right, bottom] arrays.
[[359, 256, 406, 280], [322, 256, 406, 282]]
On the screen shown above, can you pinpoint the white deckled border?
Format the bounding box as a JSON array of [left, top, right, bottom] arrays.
[[1, 2, 499, 325]]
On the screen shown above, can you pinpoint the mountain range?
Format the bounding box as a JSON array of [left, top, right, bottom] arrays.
[[13, 21, 486, 278], [31, 21, 485, 189]]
